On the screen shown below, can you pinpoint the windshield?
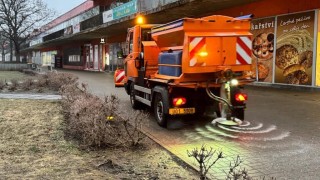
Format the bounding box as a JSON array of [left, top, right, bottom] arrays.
[[141, 28, 152, 41]]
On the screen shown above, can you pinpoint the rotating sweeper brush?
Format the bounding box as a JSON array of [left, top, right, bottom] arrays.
[[206, 80, 244, 126]]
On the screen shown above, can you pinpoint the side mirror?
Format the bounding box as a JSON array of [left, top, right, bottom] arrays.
[[139, 52, 144, 61], [135, 57, 141, 69], [117, 50, 124, 59]]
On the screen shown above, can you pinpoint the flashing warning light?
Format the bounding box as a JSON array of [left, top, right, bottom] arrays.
[[173, 97, 187, 107], [235, 93, 247, 102], [198, 51, 208, 57], [136, 15, 145, 24]]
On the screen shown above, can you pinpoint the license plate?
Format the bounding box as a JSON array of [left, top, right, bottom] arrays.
[[169, 108, 195, 115]]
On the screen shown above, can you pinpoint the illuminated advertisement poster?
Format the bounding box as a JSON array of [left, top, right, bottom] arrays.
[[275, 11, 315, 85], [251, 17, 276, 82], [316, 11, 320, 86]]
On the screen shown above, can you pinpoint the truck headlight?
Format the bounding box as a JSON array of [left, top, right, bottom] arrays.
[[230, 79, 239, 86]]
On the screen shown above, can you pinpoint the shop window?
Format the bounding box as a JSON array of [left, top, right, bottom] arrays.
[[68, 55, 80, 62]]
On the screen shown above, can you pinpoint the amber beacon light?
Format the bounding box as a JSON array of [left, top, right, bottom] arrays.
[[136, 14, 145, 24]]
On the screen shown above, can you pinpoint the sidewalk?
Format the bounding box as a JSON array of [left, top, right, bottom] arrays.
[[0, 93, 61, 100], [248, 81, 320, 92]]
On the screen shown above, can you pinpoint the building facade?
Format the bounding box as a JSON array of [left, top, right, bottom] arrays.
[[24, 0, 320, 87]]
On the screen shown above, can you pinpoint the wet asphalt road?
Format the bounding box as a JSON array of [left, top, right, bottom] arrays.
[[59, 69, 320, 179]]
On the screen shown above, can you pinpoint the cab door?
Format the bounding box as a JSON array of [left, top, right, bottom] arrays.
[[124, 26, 141, 79]]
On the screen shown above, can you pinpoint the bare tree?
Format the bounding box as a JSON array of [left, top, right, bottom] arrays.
[[187, 144, 224, 180], [225, 155, 251, 180], [0, 0, 55, 62], [0, 32, 8, 62]]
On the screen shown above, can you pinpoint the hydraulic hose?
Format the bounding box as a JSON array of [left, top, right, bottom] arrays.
[[205, 81, 233, 111]]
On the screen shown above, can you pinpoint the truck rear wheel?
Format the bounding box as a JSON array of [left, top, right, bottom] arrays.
[[230, 86, 245, 120], [130, 83, 142, 109], [154, 93, 168, 127]]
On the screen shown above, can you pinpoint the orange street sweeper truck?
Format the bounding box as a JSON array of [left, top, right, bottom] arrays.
[[115, 15, 254, 127]]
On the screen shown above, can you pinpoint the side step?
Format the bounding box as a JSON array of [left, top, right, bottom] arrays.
[[134, 85, 152, 106]]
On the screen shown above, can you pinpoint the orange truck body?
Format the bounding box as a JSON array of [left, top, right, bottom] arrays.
[[116, 15, 253, 127]]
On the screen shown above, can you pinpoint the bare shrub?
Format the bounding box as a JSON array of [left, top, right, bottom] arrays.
[[60, 83, 112, 147], [225, 155, 251, 180], [37, 87, 44, 93], [8, 79, 20, 91], [188, 145, 254, 180], [34, 72, 78, 91], [62, 86, 122, 147], [47, 72, 78, 91], [0, 80, 5, 90], [35, 74, 49, 88], [187, 145, 223, 180], [122, 110, 147, 147], [60, 82, 146, 149], [20, 78, 35, 91], [68, 95, 111, 147]]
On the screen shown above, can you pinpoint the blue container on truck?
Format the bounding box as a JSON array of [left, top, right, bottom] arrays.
[[158, 50, 182, 77]]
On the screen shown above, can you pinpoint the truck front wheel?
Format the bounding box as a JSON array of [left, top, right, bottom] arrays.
[[154, 93, 168, 127]]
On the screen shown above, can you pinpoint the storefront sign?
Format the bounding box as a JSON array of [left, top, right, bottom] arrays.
[[316, 10, 320, 86], [275, 11, 315, 85], [103, 9, 113, 23], [73, 23, 80, 34], [251, 17, 276, 83], [113, 0, 137, 20], [64, 26, 73, 35]]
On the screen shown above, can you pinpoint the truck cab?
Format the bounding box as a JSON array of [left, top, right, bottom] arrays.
[[123, 24, 160, 87]]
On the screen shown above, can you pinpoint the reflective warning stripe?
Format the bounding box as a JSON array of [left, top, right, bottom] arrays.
[[236, 36, 252, 65], [115, 70, 125, 83], [189, 37, 206, 66]]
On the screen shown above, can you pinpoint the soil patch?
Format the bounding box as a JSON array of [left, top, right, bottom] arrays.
[[0, 71, 28, 81], [0, 99, 198, 179]]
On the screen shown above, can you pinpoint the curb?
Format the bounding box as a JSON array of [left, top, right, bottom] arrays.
[[247, 82, 320, 92]]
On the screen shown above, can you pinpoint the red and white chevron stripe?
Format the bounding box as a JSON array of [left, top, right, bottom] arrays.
[[236, 36, 252, 65], [189, 37, 206, 66], [115, 69, 125, 83]]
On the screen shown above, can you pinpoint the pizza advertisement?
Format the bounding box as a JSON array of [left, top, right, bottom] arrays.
[[250, 17, 276, 83], [275, 11, 315, 86], [316, 10, 320, 87]]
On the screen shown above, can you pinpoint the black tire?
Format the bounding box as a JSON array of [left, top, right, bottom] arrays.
[[230, 86, 245, 120], [130, 83, 142, 109], [154, 93, 168, 127], [232, 108, 244, 120]]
